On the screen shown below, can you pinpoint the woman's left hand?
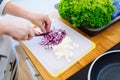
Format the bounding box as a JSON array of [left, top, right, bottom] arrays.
[[28, 12, 51, 33]]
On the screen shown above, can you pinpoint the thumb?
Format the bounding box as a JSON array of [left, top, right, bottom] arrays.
[[33, 29, 40, 36]]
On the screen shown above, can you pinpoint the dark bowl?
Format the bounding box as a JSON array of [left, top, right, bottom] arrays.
[[78, 16, 120, 36], [88, 50, 120, 80]]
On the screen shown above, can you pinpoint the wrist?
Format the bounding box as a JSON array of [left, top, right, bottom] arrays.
[[25, 11, 34, 22], [0, 19, 8, 35]]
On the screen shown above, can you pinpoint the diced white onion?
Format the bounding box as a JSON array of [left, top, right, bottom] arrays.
[[53, 36, 79, 61]]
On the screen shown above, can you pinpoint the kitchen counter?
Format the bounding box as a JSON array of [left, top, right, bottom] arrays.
[[19, 11, 120, 80]]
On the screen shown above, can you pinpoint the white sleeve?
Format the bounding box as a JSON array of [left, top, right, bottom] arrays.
[[0, 0, 10, 15]]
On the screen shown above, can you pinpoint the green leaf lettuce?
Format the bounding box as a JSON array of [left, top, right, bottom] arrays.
[[58, 0, 116, 28]]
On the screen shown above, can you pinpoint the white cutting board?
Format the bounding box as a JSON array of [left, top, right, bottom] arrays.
[[23, 19, 95, 77]]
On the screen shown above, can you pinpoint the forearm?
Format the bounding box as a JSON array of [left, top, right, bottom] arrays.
[[0, 25, 4, 35], [3, 1, 32, 20], [0, 19, 7, 35]]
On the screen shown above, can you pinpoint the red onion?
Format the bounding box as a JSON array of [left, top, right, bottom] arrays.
[[40, 29, 66, 49]]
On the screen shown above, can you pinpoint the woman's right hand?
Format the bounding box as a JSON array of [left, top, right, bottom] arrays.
[[0, 19, 39, 40]]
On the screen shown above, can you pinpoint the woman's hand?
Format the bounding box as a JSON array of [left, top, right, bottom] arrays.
[[3, 2, 51, 34], [27, 12, 51, 33], [0, 19, 39, 41]]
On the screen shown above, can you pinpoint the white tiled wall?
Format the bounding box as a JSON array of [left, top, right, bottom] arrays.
[[3, 0, 60, 20], [13, 0, 60, 14]]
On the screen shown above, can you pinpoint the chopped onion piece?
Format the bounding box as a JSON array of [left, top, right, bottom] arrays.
[[53, 36, 79, 61], [40, 29, 66, 49]]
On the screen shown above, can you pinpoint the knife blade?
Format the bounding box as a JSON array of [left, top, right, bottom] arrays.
[[35, 31, 52, 36]]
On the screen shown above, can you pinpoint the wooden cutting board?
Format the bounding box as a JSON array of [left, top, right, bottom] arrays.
[[23, 19, 95, 77]]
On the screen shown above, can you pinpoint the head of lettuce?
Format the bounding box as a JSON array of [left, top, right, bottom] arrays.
[[58, 0, 116, 29]]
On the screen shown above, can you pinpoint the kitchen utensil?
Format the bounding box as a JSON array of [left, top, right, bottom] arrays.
[[67, 42, 120, 80], [35, 31, 52, 36], [88, 50, 120, 80]]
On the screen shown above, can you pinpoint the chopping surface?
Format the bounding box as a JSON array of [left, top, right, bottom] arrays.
[[23, 19, 95, 77]]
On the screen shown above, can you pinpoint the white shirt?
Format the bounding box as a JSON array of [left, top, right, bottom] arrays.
[[0, 0, 10, 15], [0, 0, 18, 79], [0, 35, 13, 80]]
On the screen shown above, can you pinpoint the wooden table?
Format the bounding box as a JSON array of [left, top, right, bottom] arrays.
[[19, 11, 120, 80]]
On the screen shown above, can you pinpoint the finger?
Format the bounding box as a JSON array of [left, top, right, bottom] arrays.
[[13, 36, 25, 41], [24, 35, 29, 40], [18, 29, 30, 40], [39, 22, 46, 33], [44, 16, 51, 32], [27, 28, 35, 40], [33, 29, 40, 36], [13, 37, 19, 41], [12, 34, 25, 41]]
